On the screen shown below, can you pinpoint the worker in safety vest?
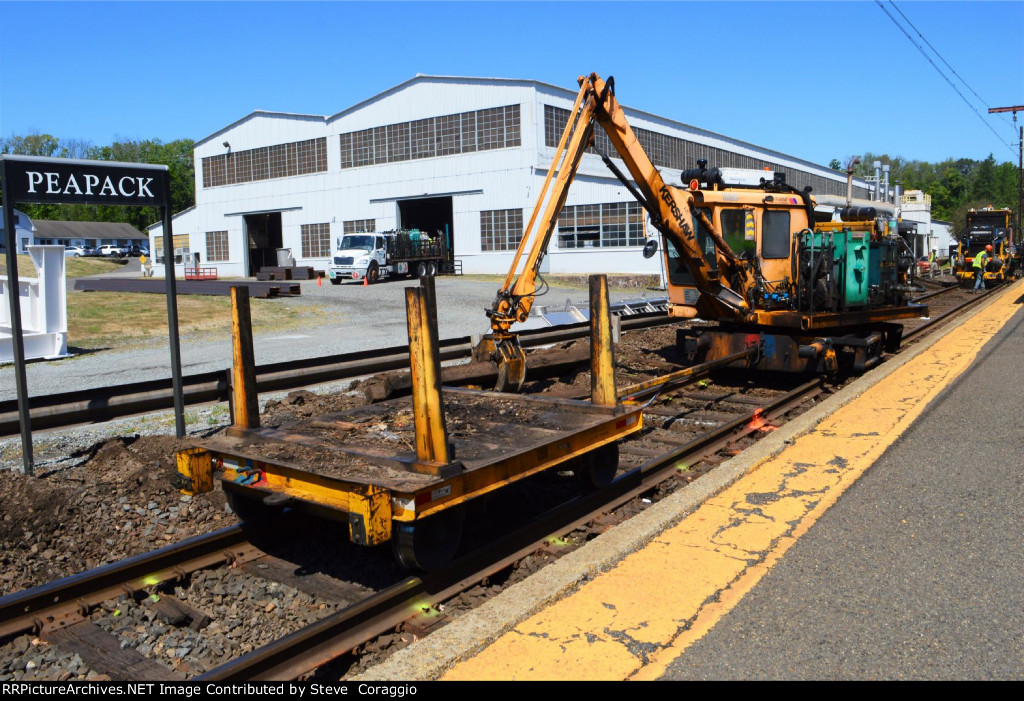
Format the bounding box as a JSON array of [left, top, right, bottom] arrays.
[[973, 244, 992, 292]]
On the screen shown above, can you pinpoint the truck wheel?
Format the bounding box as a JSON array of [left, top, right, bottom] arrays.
[[427, 261, 437, 276], [367, 262, 380, 284], [329, 277, 342, 285], [417, 261, 428, 278]]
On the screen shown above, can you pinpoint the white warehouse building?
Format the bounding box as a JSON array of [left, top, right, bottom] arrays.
[[150, 75, 871, 278]]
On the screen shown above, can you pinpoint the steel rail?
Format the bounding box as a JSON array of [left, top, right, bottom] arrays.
[[0, 313, 681, 438], [911, 284, 963, 303], [0, 526, 251, 639], [197, 378, 822, 681], [903, 288, 992, 342]]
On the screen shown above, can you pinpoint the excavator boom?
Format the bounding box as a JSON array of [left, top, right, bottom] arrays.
[[477, 74, 755, 390]]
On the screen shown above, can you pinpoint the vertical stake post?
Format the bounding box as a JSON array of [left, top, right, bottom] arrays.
[[230, 286, 260, 430], [406, 281, 450, 465], [161, 189, 186, 439], [590, 274, 617, 406], [0, 171, 33, 475]]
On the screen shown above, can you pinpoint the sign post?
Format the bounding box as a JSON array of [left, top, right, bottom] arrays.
[[0, 155, 186, 475]]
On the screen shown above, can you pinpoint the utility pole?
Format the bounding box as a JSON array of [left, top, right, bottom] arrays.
[[988, 105, 1024, 243]]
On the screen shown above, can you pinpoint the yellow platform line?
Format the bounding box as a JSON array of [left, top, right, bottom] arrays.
[[443, 283, 1023, 681]]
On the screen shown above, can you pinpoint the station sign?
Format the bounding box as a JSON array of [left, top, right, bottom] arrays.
[[1, 155, 169, 206], [1, 154, 182, 476]]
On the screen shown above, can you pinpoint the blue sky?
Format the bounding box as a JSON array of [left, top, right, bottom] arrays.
[[1, 1, 1021, 167]]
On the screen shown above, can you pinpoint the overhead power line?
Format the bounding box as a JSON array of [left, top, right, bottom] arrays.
[[890, 2, 1015, 130], [876, 0, 1015, 156]]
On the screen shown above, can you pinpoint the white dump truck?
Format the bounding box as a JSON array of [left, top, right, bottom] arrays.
[[327, 229, 449, 284]]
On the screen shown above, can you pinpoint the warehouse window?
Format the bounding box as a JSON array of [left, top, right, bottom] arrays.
[[301, 223, 332, 258], [343, 219, 376, 234], [251, 148, 270, 180], [203, 156, 227, 189], [267, 144, 289, 179], [437, 114, 461, 156], [339, 133, 354, 169], [372, 127, 388, 166], [202, 137, 327, 188], [461, 112, 477, 154], [228, 150, 252, 185], [557, 202, 644, 249], [338, 104, 521, 169], [477, 107, 505, 150], [410, 118, 436, 159], [205, 231, 229, 262], [295, 138, 327, 174], [480, 209, 523, 252], [503, 104, 521, 147], [352, 130, 374, 168], [386, 123, 410, 162], [154, 234, 191, 265]]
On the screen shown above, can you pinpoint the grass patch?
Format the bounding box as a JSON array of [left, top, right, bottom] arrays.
[[67, 292, 328, 350], [0, 254, 123, 278]]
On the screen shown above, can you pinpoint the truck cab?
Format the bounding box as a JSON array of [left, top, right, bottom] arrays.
[[328, 233, 388, 284]]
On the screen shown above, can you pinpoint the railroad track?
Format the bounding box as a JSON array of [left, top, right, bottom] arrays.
[[0, 312, 676, 438], [903, 280, 990, 340], [0, 280, 1002, 681]]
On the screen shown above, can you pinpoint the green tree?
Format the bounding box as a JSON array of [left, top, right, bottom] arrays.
[[969, 155, 997, 204], [993, 161, 1018, 208], [89, 138, 195, 230], [0, 133, 61, 157]]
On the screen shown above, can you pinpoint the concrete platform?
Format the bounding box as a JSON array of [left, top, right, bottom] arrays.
[[354, 279, 1024, 681]]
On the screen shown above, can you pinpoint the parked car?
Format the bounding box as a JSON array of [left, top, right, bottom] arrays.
[[124, 245, 148, 257], [97, 245, 127, 257], [64, 245, 93, 257]]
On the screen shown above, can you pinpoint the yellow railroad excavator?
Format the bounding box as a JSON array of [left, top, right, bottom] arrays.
[[475, 74, 924, 391]]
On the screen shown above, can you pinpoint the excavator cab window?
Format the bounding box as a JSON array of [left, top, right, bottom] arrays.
[[721, 209, 755, 257], [761, 210, 791, 259], [692, 208, 719, 272], [664, 236, 694, 286], [665, 208, 718, 287]]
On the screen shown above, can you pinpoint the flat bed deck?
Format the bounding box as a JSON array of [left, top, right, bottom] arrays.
[[196, 388, 642, 528]]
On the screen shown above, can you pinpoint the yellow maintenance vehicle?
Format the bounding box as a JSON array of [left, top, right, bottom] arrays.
[[475, 74, 925, 390], [950, 207, 1019, 287]]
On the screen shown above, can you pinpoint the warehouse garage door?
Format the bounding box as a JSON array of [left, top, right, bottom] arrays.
[[244, 212, 283, 276], [398, 197, 453, 266]]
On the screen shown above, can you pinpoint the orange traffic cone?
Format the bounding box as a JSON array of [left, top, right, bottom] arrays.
[[317, 274, 322, 287], [363, 275, 368, 287]]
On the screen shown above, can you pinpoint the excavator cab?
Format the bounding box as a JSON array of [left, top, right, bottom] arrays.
[[660, 170, 814, 321]]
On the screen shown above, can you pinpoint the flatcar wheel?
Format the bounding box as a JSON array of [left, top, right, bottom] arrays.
[[391, 506, 465, 571], [224, 489, 284, 528], [573, 442, 619, 492]]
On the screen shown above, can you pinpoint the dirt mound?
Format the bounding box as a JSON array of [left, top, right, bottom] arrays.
[[0, 434, 232, 595]]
